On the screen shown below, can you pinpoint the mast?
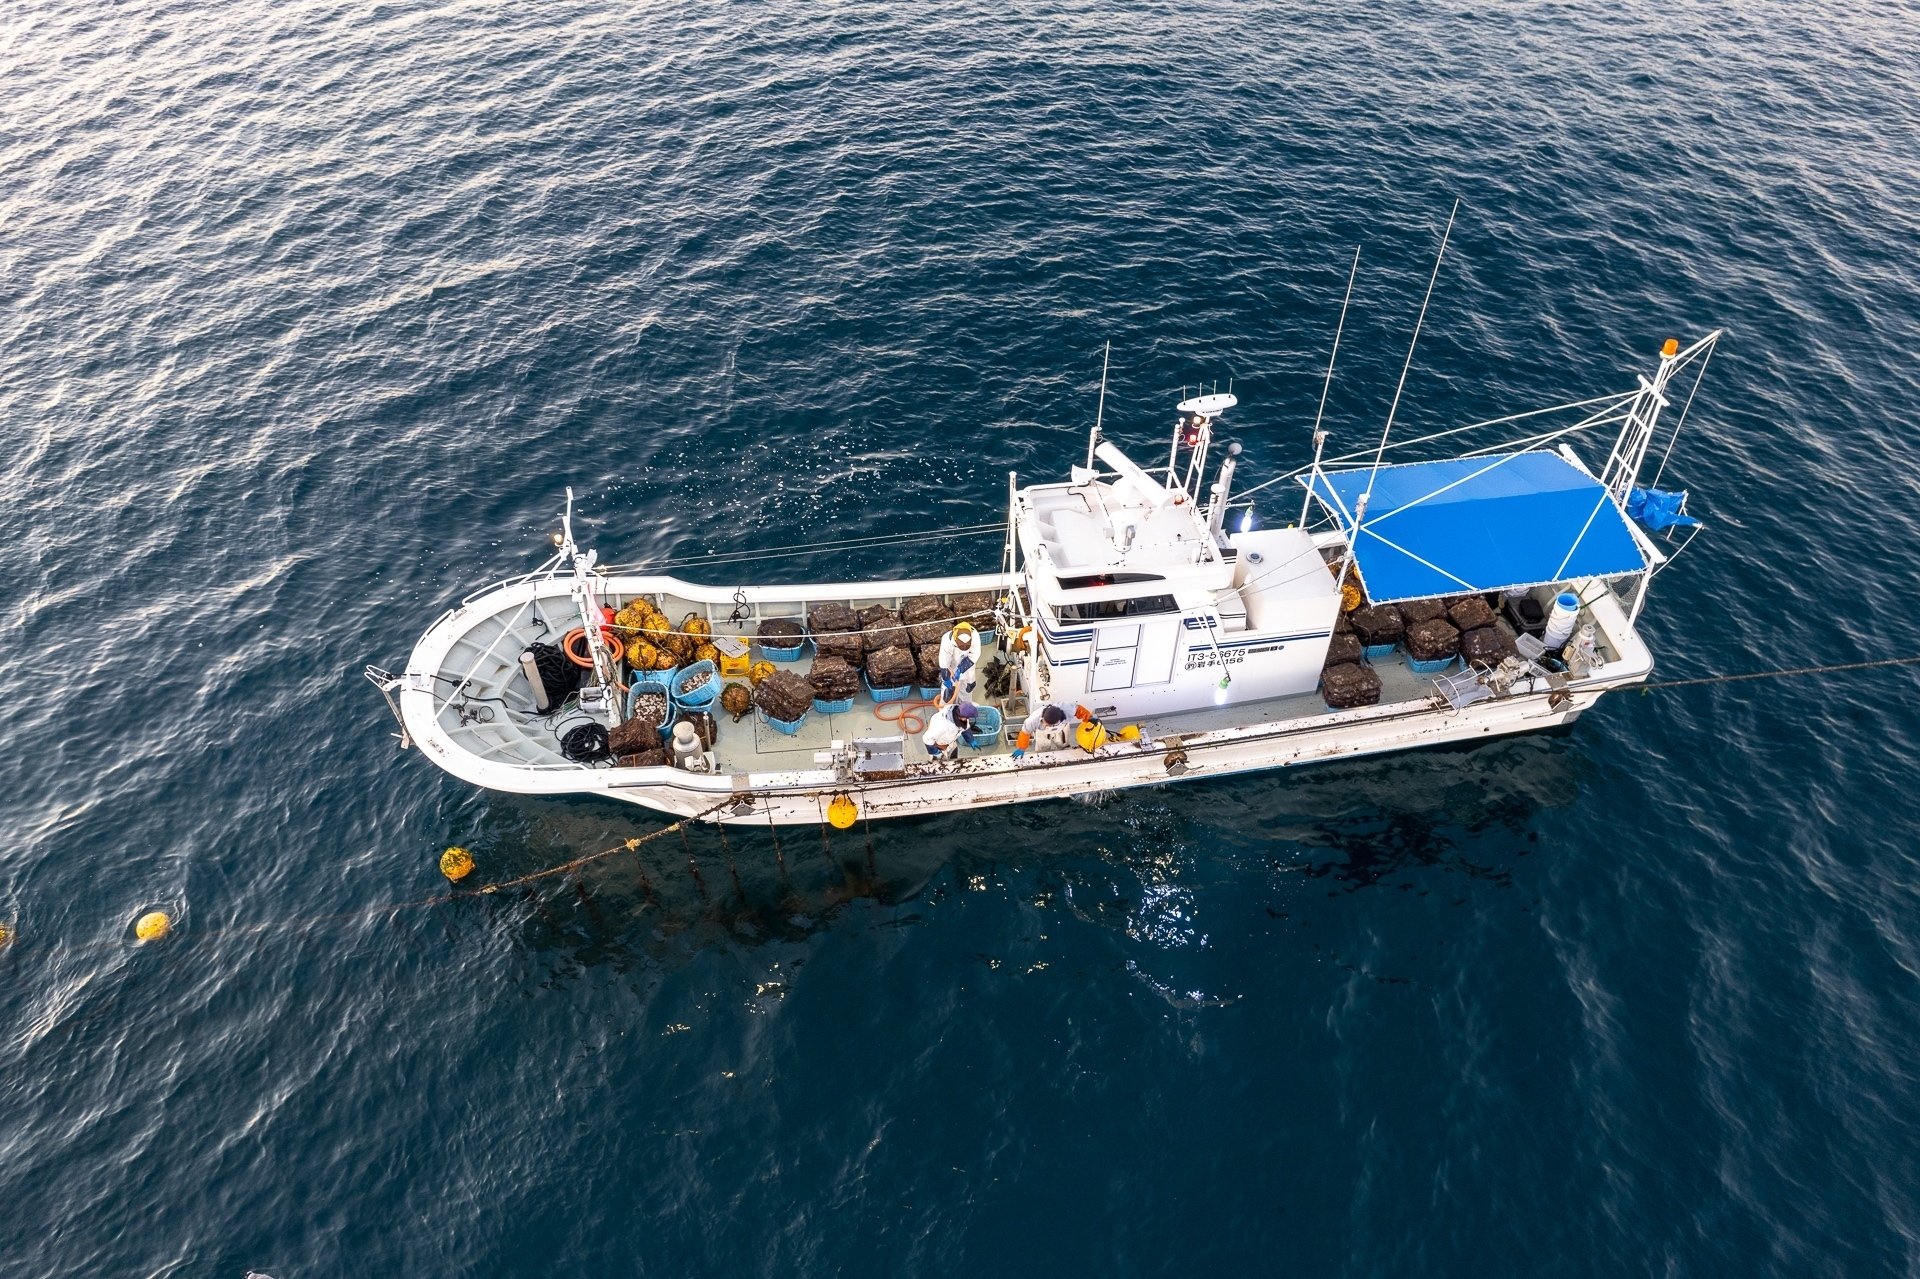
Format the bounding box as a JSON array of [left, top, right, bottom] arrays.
[[1087, 341, 1110, 472]]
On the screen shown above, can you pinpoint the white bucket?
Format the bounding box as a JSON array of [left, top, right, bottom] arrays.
[[1542, 592, 1581, 649]]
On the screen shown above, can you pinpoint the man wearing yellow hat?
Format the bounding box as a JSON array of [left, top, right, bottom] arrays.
[[937, 621, 980, 705]]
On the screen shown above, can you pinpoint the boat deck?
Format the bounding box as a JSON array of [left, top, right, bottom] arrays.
[[706, 635, 1445, 774]]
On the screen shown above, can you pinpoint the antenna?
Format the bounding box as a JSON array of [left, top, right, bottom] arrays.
[[1087, 341, 1110, 471], [1301, 246, 1362, 525], [1338, 200, 1458, 584]]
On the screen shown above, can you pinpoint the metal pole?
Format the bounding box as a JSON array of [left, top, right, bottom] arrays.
[[1087, 341, 1110, 471], [1301, 246, 1361, 526]]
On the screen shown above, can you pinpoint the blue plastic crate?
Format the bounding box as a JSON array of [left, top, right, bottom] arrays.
[[625, 670, 677, 719], [1362, 642, 1397, 661], [759, 707, 808, 736], [974, 629, 998, 649], [962, 704, 1004, 750], [671, 660, 721, 711], [864, 674, 914, 703], [1407, 655, 1457, 675], [812, 696, 855, 715], [756, 639, 809, 663], [917, 684, 944, 701]]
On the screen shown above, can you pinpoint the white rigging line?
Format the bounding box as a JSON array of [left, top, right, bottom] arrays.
[[1232, 389, 1636, 505], [603, 522, 1006, 574], [1649, 339, 1716, 490]]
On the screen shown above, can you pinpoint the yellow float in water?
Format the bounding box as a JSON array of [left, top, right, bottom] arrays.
[[440, 846, 475, 881], [134, 911, 171, 942], [0, 920, 13, 948], [827, 794, 858, 829]]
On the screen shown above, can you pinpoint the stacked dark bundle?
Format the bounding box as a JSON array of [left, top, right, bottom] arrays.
[[1404, 617, 1461, 662], [915, 647, 944, 689], [807, 602, 864, 661], [675, 711, 717, 750], [865, 643, 916, 691], [1348, 605, 1405, 649], [1398, 598, 1448, 626], [608, 716, 662, 757], [615, 748, 669, 768], [950, 591, 996, 630], [1334, 609, 1354, 635], [1447, 595, 1497, 632], [807, 655, 863, 702], [757, 618, 805, 653], [755, 669, 813, 722], [1324, 632, 1364, 667], [901, 594, 954, 649], [1460, 626, 1516, 664], [860, 606, 905, 650], [1321, 662, 1383, 708]]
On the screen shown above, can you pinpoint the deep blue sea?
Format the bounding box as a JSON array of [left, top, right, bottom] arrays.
[[5, 2, 1920, 1274]]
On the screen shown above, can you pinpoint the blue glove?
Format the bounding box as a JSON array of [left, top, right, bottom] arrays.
[[941, 674, 955, 694], [961, 731, 977, 748], [1011, 748, 1025, 759]]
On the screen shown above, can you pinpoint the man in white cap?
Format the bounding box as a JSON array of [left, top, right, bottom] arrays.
[[937, 621, 980, 706], [922, 699, 981, 760]]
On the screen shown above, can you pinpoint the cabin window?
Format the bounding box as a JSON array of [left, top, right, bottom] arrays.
[[1057, 593, 1179, 622], [1057, 572, 1166, 589]]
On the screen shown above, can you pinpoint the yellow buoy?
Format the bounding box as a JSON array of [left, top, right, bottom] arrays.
[[1075, 720, 1111, 753], [134, 911, 172, 942], [827, 794, 858, 829], [1117, 723, 1142, 742], [0, 920, 13, 948], [440, 846, 475, 882]]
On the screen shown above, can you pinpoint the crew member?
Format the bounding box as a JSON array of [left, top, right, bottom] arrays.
[[1013, 703, 1076, 758], [937, 621, 980, 705], [922, 699, 981, 760]]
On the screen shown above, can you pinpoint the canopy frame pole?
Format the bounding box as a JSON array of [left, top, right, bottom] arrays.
[[1302, 247, 1361, 526]]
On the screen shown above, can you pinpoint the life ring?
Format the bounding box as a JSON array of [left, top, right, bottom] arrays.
[[562, 626, 619, 669]]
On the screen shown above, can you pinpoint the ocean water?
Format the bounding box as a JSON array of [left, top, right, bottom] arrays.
[[4, 1, 1920, 1273]]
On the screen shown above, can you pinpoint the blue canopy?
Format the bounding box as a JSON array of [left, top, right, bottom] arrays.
[[1301, 451, 1648, 604]]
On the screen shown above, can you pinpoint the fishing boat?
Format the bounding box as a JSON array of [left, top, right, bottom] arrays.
[[370, 298, 1719, 826]]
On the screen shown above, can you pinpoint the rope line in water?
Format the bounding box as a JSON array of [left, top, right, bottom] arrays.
[[11, 656, 1919, 958], [1640, 653, 1920, 692]]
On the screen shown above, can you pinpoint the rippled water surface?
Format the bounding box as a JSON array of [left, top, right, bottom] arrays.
[[5, 2, 1920, 1274]]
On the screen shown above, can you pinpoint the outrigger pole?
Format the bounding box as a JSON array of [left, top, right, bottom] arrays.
[[1087, 340, 1111, 472], [1301, 246, 1362, 527], [1337, 198, 1459, 586]]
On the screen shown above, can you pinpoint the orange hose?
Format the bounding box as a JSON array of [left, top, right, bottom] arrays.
[[562, 626, 620, 669]]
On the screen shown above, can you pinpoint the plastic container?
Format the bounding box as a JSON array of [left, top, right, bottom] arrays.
[[1407, 655, 1457, 675], [917, 684, 944, 701], [974, 629, 998, 649], [1362, 642, 1397, 661], [962, 704, 1004, 749], [864, 673, 914, 704], [626, 670, 677, 718], [755, 624, 809, 662], [759, 707, 808, 736], [1542, 592, 1581, 649], [671, 660, 720, 711], [812, 695, 855, 715]]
